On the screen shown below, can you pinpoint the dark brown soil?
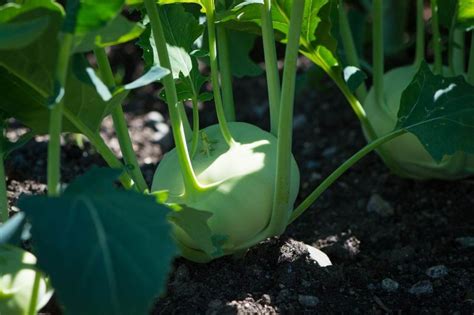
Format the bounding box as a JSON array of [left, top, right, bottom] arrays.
[[5, 57, 474, 314]]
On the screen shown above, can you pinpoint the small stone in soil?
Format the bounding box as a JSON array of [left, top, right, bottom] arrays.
[[367, 194, 394, 217], [426, 265, 448, 279], [381, 278, 399, 292], [298, 295, 319, 307], [409, 280, 433, 295], [208, 299, 223, 309], [456, 237, 474, 248], [322, 146, 337, 158]]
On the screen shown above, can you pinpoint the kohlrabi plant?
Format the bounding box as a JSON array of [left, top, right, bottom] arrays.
[[1, 0, 474, 313], [338, 0, 474, 179]]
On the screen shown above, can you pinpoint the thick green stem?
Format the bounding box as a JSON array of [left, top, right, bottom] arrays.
[[0, 153, 7, 223], [414, 0, 425, 66], [261, 0, 281, 135], [431, 0, 442, 75], [338, 0, 367, 101], [217, 26, 236, 122], [289, 129, 405, 223], [62, 109, 133, 189], [190, 97, 200, 157], [469, 32, 474, 84], [452, 29, 465, 75], [27, 270, 41, 315], [93, 47, 148, 192], [47, 33, 74, 197], [206, 6, 234, 145], [269, 0, 305, 236], [144, 0, 202, 193], [373, 0, 384, 108]]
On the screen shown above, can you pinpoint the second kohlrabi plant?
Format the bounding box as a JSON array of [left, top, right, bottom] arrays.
[[340, 0, 474, 179]]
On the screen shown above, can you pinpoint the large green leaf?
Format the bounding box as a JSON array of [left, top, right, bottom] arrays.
[[0, 55, 129, 134], [0, 16, 49, 50], [62, 0, 125, 35], [19, 167, 177, 315], [73, 15, 145, 53], [226, 30, 263, 78], [395, 62, 474, 162]]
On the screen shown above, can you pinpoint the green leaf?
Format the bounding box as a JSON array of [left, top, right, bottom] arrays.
[[457, 0, 474, 30], [0, 16, 49, 50], [395, 62, 474, 162], [343, 66, 367, 93], [73, 15, 145, 53], [19, 167, 177, 315], [0, 213, 25, 245], [0, 55, 129, 135], [63, 0, 125, 35], [227, 30, 262, 78], [0, 245, 53, 315], [139, 3, 203, 78], [0, 1, 64, 95], [123, 64, 170, 90]]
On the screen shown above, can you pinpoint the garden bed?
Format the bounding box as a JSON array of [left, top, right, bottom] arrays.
[[6, 59, 474, 313]]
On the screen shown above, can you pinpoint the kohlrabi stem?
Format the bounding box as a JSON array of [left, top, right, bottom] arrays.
[[468, 32, 474, 84], [217, 26, 236, 122], [451, 29, 465, 75], [269, 0, 305, 236], [0, 153, 7, 223], [62, 108, 134, 189], [93, 47, 148, 192], [338, 0, 367, 101], [191, 96, 200, 157], [47, 33, 74, 197], [431, 0, 442, 75], [415, 0, 425, 66], [261, 0, 281, 136], [27, 269, 41, 315], [373, 0, 384, 108], [206, 6, 234, 146], [289, 129, 405, 224], [144, 0, 202, 193]]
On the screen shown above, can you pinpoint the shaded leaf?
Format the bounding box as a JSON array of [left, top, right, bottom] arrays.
[[396, 62, 474, 162], [73, 15, 145, 52], [0, 16, 49, 50], [226, 30, 262, 78], [63, 0, 125, 35], [19, 167, 177, 315], [0, 213, 25, 245]]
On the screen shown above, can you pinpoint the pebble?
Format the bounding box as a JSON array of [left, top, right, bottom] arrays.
[[426, 265, 448, 278], [381, 278, 399, 292], [260, 294, 272, 305], [367, 194, 394, 217], [145, 111, 165, 123], [456, 237, 474, 248], [409, 280, 433, 295], [298, 295, 319, 307], [305, 244, 332, 267]]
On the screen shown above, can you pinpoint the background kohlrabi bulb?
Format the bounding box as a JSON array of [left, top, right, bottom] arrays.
[[363, 65, 474, 180], [152, 122, 300, 262]]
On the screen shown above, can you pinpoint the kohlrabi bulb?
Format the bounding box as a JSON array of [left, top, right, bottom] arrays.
[[0, 245, 53, 315], [152, 122, 300, 262], [364, 65, 474, 179]]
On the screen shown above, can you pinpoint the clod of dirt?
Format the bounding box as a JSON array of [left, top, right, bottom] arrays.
[[381, 278, 400, 292], [409, 280, 434, 295], [426, 265, 448, 279]]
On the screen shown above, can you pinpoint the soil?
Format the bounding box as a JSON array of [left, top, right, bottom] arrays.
[[5, 53, 474, 314]]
